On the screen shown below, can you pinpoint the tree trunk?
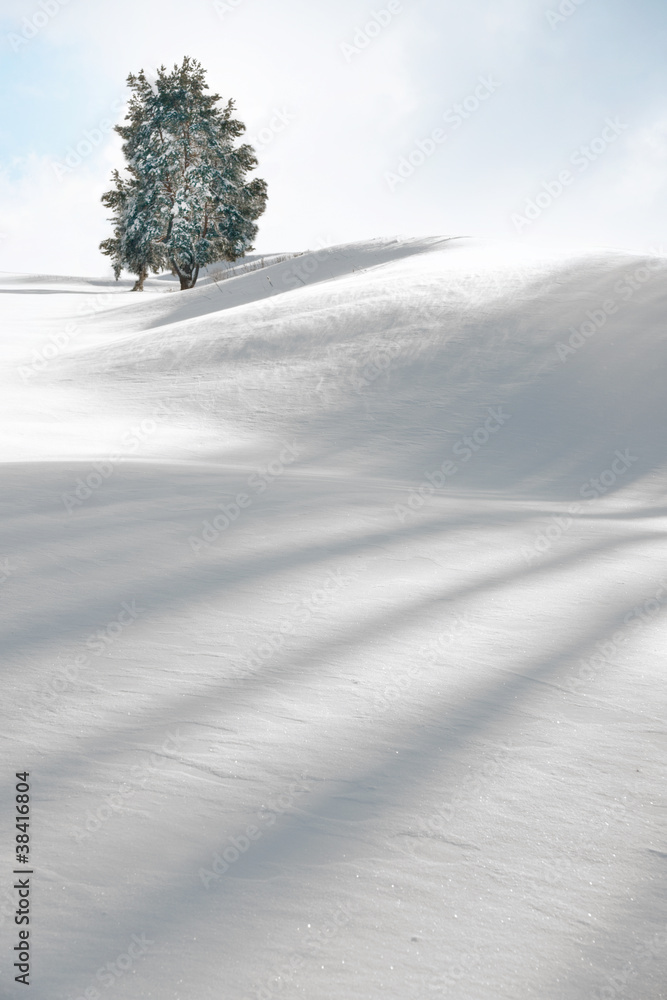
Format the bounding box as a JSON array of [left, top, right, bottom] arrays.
[[177, 265, 200, 291], [171, 255, 200, 290], [132, 267, 147, 291]]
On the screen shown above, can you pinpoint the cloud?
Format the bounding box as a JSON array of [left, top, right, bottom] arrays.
[[615, 117, 667, 205], [0, 148, 118, 277], [1, 0, 667, 274]]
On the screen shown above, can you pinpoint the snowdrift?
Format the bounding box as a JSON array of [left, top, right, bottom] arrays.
[[11, 234, 667, 498], [1, 238, 666, 1000]]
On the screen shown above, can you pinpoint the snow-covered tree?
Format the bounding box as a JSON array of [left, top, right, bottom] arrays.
[[100, 58, 268, 290], [100, 169, 165, 291]]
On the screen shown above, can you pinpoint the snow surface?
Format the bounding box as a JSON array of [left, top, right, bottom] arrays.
[[1, 236, 666, 999]]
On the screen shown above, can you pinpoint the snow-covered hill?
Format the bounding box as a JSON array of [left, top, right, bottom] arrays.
[[1, 237, 666, 1000]]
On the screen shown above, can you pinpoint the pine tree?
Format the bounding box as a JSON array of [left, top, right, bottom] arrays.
[[100, 58, 268, 290], [100, 169, 165, 291]]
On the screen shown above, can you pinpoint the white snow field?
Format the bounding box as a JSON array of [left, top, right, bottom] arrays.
[[1, 236, 667, 1000]]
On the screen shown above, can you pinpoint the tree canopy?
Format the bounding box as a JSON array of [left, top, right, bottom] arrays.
[[100, 57, 268, 290]]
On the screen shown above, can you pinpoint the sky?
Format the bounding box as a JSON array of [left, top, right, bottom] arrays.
[[1, 0, 667, 276]]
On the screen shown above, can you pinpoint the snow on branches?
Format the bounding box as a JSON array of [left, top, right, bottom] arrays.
[[100, 57, 268, 290]]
